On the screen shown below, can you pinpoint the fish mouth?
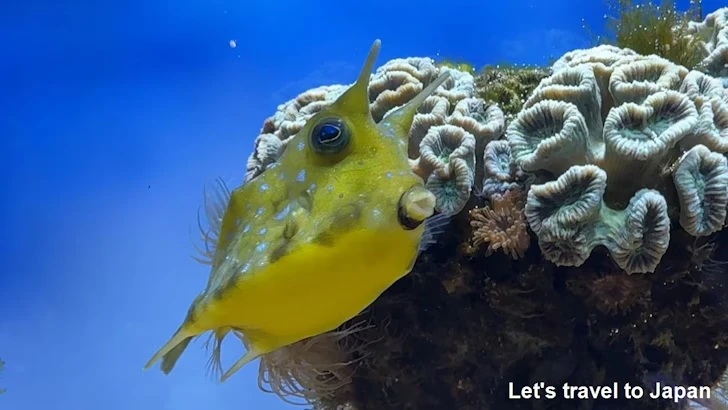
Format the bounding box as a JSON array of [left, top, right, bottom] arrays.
[[397, 185, 436, 230]]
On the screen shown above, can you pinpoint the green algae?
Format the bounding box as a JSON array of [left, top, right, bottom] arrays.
[[436, 59, 476, 74], [475, 65, 550, 121], [599, 0, 705, 69]]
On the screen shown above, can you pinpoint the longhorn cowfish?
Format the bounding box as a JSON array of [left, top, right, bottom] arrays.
[[144, 39, 451, 381]]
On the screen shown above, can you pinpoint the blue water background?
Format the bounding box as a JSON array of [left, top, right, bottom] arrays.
[[1, 0, 720, 409]]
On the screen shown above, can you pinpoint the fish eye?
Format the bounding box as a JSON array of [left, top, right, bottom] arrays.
[[310, 117, 350, 154]]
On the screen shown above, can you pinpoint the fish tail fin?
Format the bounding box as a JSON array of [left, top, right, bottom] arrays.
[[143, 327, 195, 374], [159, 336, 194, 374], [220, 347, 263, 382]]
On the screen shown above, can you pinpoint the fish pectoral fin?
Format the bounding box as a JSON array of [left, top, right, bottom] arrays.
[[220, 347, 262, 382], [143, 329, 193, 372]]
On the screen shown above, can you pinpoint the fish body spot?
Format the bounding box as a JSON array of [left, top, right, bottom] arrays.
[[258, 227, 268, 235], [243, 224, 251, 233], [296, 170, 307, 182], [274, 204, 291, 221], [260, 183, 270, 192], [297, 141, 305, 151], [256, 242, 269, 252], [256, 207, 266, 217], [308, 183, 317, 193], [279, 172, 287, 180], [326, 185, 335, 192], [241, 262, 251, 273], [386, 172, 393, 179]]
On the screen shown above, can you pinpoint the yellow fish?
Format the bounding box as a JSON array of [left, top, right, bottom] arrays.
[[144, 39, 451, 381]]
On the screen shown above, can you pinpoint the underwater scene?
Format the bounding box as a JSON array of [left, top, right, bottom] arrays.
[[5, 0, 728, 409]]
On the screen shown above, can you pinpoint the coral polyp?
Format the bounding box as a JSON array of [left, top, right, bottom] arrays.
[[469, 188, 530, 260]]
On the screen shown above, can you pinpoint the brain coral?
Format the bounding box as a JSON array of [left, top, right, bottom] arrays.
[[245, 58, 506, 215], [687, 7, 728, 86], [506, 46, 728, 273]]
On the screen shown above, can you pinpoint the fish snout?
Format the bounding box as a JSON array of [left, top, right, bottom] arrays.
[[397, 185, 436, 230]]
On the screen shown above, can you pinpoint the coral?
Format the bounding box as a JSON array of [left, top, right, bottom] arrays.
[[551, 44, 639, 73], [407, 95, 450, 157], [433, 66, 476, 103], [687, 7, 728, 84], [448, 98, 505, 144], [678, 70, 725, 105], [672, 144, 728, 236], [508, 45, 728, 272], [601, 0, 706, 69], [608, 57, 688, 105], [245, 133, 285, 182], [524, 165, 670, 273], [525, 165, 605, 267], [551, 46, 643, 119], [448, 98, 506, 184], [508, 99, 593, 175], [416, 125, 476, 214], [605, 188, 671, 274], [469, 188, 530, 259], [479, 140, 528, 200], [602, 90, 697, 164], [475, 65, 550, 120], [701, 43, 728, 85], [525, 165, 606, 236], [682, 96, 728, 154], [678, 71, 728, 154], [524, 64, 603, 138]]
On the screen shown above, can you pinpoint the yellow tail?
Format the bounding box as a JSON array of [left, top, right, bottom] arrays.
[[143, 328, 194, 373]]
